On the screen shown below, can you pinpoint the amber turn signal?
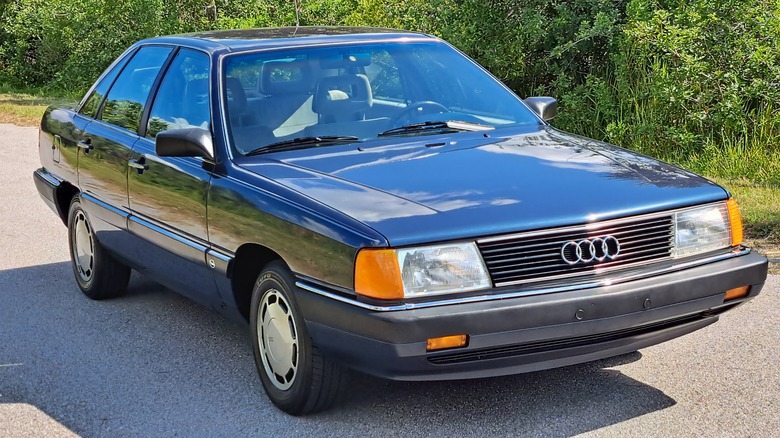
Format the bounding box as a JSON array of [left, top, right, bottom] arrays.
[[726, 198, 743, 247], [426, 334, 468, 352], [354, 248, 404, 300], [724, 285, 750, 301]]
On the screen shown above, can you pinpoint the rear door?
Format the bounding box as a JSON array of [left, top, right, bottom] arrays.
[[77, 46, 173, 244], [41, 53, 130, 186]]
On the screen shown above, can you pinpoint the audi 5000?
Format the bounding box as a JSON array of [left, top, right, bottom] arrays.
[[34, 27, 768, 414]]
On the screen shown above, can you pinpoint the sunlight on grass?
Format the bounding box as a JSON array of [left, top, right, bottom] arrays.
[[0, 92, 76, 126], [712, 177, 780, 272]]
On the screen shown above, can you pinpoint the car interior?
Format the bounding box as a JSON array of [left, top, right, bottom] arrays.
[[222, 44, 540, 155], [226, 54, 403, 153]]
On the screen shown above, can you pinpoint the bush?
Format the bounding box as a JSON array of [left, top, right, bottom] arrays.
[[601, 0, 780, 180], [0, 0, 777, 182]]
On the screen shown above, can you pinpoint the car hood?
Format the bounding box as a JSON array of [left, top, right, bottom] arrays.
[[238, 127, 727, 246]]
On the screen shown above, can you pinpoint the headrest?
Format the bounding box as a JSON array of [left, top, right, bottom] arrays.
[[312, 74, 373, 115], [260, 60, 313, 95], [225, 77, 246, 114]]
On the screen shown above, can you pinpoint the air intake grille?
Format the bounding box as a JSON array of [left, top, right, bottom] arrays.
[[428, 313, 704, 365], [477, 215, 674, 286]]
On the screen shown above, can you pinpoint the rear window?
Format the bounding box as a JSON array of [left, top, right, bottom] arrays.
[[100, 46, 172, 132]]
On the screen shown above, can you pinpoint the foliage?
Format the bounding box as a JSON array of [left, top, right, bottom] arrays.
[[0, 0, 778, 183], [602, 0, 780, 171]]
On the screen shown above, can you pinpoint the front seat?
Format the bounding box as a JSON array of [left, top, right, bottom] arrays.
[[305, 74, 388, 138]]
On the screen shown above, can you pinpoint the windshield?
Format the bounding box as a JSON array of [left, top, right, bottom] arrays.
[[223, 41, 540, 155]]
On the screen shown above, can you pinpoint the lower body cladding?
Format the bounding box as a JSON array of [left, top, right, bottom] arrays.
[[298, 252, 767, 381]]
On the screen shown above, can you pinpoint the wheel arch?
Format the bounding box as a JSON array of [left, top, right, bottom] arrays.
[[55, 181, 80, 226], [231, 242, 288, 321]]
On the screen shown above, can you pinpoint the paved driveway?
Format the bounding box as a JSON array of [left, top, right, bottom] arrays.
[[1, 124, 778, 437]]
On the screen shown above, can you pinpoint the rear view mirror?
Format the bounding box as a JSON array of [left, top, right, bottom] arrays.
[[156, 128, 214, 159], [523, 97, 558, 121], [318, 52, 372, 69]]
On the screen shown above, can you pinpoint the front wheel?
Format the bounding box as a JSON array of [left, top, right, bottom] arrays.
[[67, 195, 131, 300], [250, 261, 348, 415]]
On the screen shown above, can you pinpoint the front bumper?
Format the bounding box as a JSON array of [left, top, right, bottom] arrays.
[[297, 251, 767, 381]]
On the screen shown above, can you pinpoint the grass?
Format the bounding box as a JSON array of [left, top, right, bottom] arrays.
[[712, 177, 780, 273], [1, 88, 777, 271], [0, 87, 77, 126], [666, 138, 780, 188]]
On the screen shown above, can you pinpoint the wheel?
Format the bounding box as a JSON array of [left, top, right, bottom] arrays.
[[250, 261, 348, 415], [67, 195, 131, 300], [389, 100, 450, 127]]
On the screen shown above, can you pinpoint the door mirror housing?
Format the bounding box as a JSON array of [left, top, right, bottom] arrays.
[[523, 97, 558, 121], [156, 128, 214, 159]]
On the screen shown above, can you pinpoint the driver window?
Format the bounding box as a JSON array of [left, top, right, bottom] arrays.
[[146, 49, 211, 139]]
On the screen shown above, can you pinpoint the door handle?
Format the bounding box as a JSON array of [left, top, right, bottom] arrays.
[[128, 157, 149, 174], [77, 138, 92, 152]]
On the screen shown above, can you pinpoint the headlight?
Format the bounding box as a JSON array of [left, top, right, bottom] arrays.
[[397, 243, 491, 297], [672, 201, 738, 258], [355, 242, 491, 300]]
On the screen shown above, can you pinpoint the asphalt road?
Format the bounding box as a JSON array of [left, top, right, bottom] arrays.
[[1, 123, 778, 437]]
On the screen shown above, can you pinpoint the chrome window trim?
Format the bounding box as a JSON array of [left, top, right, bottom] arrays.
[[296, 247, 750, 312]]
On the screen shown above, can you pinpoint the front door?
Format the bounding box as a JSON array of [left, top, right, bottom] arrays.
[[126, 48, 217, 305]]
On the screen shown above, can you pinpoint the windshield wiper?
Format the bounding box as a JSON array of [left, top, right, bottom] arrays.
[[378, 120, 494, 137], [245, 135, 359, 156]]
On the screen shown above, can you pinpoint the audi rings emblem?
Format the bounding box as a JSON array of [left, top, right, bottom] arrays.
[[560, 236, 621, 265]]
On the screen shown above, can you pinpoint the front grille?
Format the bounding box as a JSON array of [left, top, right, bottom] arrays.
[[477, 214, 674, 286], [428, 313, 704, 365]]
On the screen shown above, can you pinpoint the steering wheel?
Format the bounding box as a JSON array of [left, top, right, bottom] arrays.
[[390, 101, 450, 127]]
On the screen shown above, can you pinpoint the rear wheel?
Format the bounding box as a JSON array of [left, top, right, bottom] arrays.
[[67, 196, 131, 300], [250, 261, 348, 415]]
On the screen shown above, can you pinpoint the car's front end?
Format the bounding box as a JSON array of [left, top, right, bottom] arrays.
[[293, 198, 766, 380], [236, 123, 767, 381]]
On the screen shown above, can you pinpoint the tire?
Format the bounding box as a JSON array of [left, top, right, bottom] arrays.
[[250, 261, 348, 415], [67, 195, 131, 300]]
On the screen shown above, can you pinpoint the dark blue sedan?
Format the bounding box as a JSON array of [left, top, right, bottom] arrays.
[[34, 27, 768, 415]]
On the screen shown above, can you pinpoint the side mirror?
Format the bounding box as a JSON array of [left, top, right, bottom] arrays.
[[156, 128, 214, 159], [523, 97, 558, 121]]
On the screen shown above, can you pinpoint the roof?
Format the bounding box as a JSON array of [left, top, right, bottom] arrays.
[[141, 26, 436, 53]]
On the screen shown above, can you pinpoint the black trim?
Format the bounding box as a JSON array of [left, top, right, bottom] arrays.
[[79, 192, 211, 269], [33, 169, 60, 215], [138, 45, 180, 137], [206, 248, 232, 277], [428, 313, 705, 365]]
